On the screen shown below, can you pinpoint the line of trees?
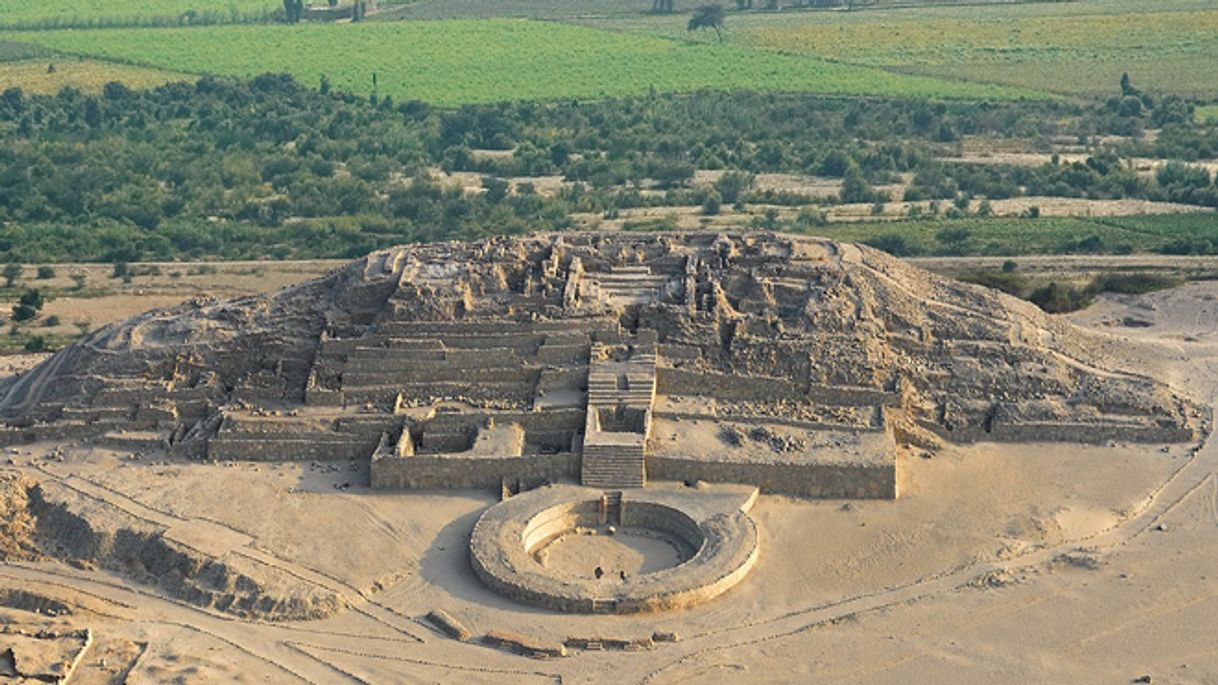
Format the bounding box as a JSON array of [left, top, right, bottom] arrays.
[[0, 73, 1216, 262]]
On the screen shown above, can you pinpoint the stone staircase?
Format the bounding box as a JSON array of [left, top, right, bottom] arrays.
[[603, 491, 622, 526], [586, 365, 656, 406], [580, 338, 657, 490], [587, 266, 669, 306], [582, 443, 645, 489]]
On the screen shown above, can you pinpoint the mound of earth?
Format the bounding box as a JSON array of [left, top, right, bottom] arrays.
[[0, 470, 344, 621], [0, 232, 1199, 452]]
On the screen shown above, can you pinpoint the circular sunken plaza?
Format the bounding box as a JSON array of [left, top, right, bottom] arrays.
[[471, 483, 760, 613]]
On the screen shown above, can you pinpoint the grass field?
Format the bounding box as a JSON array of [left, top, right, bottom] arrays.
[[7, 20, 1039, 105], [809, 212, 1218, 256], [0, 1, 276, 30], [1198, 105, 1218, 124], [581, 1, 1218, 99], [0, 39, 47, 62], [0, 59, 190, 95]]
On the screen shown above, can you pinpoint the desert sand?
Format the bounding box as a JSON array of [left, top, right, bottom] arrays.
[[1, 240, 1216, 683]]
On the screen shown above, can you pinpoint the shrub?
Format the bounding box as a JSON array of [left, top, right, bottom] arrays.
[[935, 227, 971, 255], [959, 271, 1029, 297], [713, 172, 754, 204], [1091, 273, 1182, 295], [2, 263, 21, 288], [1029, 282, 1090, 313], [35, 266, 55, 279], [11, 305, 37, 322], [864, 234, 918, 257]]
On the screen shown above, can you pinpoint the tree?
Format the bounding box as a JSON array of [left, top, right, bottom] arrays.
[[2, 264, 21, 288], [840, 163, 879, 204], [688, 4, 726, 43], [12, 288, 45, 322], [936, 227, 972, 256], [651, 0, 674, 14], [282, 0, 304, 22], [84, 98, 102, 128], [714, 171, 753, 204]]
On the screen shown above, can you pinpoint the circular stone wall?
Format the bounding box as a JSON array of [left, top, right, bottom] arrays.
[[470, 484, 759, 613]]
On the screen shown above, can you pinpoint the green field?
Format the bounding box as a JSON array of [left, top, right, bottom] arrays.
[[581, 1, 1218, 99], [0, 1, 276, 30], [809, 213, 1218, 256], [8, 20, 1039, 105], [1198, 105, 1218, 124]]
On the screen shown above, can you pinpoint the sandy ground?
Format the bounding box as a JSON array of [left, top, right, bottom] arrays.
[[944, 151, 1218, 179], [1, 261, 341, 351], [2, 281, 1217, 683]]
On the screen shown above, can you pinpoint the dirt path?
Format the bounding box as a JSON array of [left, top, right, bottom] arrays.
[[34, 464, 429, 643]]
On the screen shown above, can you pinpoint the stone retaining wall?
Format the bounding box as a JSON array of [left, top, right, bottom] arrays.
[[922, 419, 1197, 445], [371, 452, 578, 489], [657, 368, 898, 407], [208, 433, 380, 461], [647, 456, 896, 499]]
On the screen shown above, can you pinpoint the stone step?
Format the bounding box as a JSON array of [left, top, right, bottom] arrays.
[[583, 458, 643, 466], [588, 395, 654, 404], [584, 468, 641, 478], [583, 446, 644, 457], [582, 476, 644, 489]]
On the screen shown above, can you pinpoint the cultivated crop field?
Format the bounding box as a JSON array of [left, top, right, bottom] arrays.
[[0, 0, 277, 30], [0, 59, 189, 95], [813, 213, 1218, 257], [7, 20, 1037, 105], [584, 0, 1218, 98]]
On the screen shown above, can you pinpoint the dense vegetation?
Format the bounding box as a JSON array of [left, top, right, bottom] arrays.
[[5, 20, 1034, 105], [0, 73, 1216, 263]]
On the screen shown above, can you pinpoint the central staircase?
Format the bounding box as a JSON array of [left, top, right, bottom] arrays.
[[580, 334, 657, 489], [582, 442, 646, 489]]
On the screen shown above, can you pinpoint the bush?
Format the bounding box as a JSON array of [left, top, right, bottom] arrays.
[[1029, 281, 1090, 313], [713, 172, 754, 204], [702, 190, 722, 216], [2, 263, 21, 288], [1091, 273, 1182, 295], [864, 234, 918, 257], [35, 266, 55, 279], [43, 315, 61, 327], [958, 270, 1029, 297], [935, 227, 971, 255], [23, 336, 45, 353], [11, 304, 38, 322]]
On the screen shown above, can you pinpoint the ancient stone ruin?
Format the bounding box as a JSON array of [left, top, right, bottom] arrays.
[[0, 232, 1202, 612]]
